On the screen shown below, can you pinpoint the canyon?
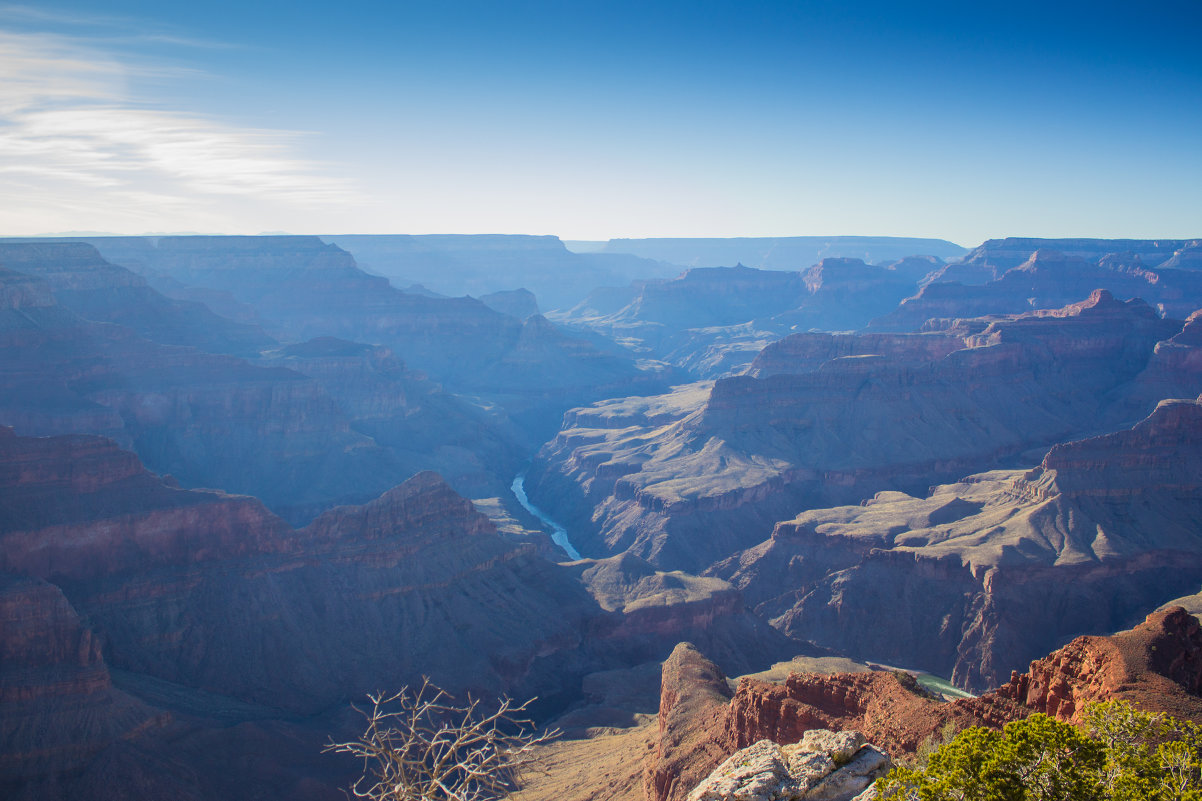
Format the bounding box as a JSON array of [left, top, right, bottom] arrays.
[[2, 233, 1201, 800]]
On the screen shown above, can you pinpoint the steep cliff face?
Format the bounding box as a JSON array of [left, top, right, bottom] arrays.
[[746, 328, 969, 378], [721, 396, 1202, 692], [0, 242, 274, 356], [255, 337, 527, 504], [0, 430, 798, 799], [646, 610, 1202, 801], [947, 237, 1193, 274], [0, 267, 524, 523], [645, 643, 734, 801], [993, 607, 1202, 724], [0, 573, 165, 795], [531, 292, 1187, 575], [0, 427, 290, 581]]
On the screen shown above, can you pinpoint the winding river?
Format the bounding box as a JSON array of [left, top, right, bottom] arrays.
[[510, 472, 582, 560]]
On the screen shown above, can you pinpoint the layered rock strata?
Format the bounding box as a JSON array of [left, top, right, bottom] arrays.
[[648, 608, 1202, 801], [870, 247, 1202, 330], [719, 395, 1202, 690], [0, 242, 273, 355], [531, 291, 1189, 574], [0, 430, 791, 798], [69, 235, 674, 442]]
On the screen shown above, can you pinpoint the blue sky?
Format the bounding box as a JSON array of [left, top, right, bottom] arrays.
[[2, 0, 1199, 245]]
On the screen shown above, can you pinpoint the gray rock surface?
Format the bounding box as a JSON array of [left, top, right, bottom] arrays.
[[686, 730, 891, 801]]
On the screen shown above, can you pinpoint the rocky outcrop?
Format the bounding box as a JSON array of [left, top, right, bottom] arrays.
[[720, 395, 1202, 691], [531, 291, 1188, 574], [686, 733, 889, 801], [648, 610, 1202, 801], [993, 607, 1202, 724], [645, 643, 735, 801]]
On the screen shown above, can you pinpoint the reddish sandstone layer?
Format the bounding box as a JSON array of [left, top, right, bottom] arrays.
[[646, 608, 1202, 801]]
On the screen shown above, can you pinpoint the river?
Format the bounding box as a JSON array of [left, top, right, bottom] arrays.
[[510, 472, 582, 560]]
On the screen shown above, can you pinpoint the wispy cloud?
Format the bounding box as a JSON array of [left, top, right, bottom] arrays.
[[0, 23, 355, 234]]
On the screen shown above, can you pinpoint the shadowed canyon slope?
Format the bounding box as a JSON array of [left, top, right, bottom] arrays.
[[0, 242, 275, 356], [0, 252, 530, 522], [529, 291, 1194, 573], [0, 428, 792, 799]]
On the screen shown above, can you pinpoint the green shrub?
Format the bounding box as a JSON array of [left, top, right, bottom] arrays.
[[876, 700, 1202, 801]]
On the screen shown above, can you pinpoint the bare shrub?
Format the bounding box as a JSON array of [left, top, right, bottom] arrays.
[[324, 678, 558, 801]]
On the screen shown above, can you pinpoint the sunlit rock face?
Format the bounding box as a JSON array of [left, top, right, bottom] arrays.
[[647, 610, 1202, 801], [720, 395, 1202, 692], [530, 291, 1191, 575]]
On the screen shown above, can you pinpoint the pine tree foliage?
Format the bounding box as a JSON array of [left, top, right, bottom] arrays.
[[876, 700, 1202, 801]]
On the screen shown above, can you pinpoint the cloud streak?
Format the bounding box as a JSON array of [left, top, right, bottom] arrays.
[[0, 25, 355, 234]]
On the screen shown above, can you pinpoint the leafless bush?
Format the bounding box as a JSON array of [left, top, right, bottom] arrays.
[[324, 678, 559, 801]]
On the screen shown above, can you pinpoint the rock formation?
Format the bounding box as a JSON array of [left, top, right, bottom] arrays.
[[685, 732, 889, 801], [718, 394, 1202, 690], [992, 606, 1202, 725], [530, 291, 1189, 574], [480, 287, 541, 319], [0, 257, 538, 522], [255, 337, 527, 505], [0, 242, 274, 356], [555, 258, 940, 378], [322, 233, 675, 311], [0, 267, 420, 522], [648, 608, 1202, 801], [0, 429, 791, 799], [68, 235, 675, 444], [869, 246, 1202, 331]]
